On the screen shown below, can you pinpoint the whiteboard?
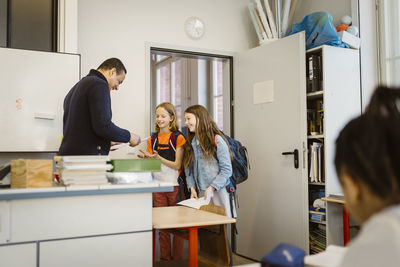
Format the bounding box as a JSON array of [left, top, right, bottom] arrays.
[[0, 47, 80, 152]]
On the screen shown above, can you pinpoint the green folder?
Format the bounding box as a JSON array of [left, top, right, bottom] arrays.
[[110, 159, 161, 172]]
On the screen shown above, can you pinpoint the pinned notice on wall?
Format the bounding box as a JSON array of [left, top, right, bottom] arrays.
[[253, 80, 274, 104]]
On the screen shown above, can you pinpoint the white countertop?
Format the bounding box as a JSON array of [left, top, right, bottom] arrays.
[[0, 182, 175, 200]]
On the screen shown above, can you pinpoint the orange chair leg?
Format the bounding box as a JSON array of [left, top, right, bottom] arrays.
[[188, 227, 198, 267]]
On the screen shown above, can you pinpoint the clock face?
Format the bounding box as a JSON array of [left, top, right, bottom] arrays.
[[184, 17, 205, 40]]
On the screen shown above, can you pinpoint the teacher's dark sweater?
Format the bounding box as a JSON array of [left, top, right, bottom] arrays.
[[58, 69, 130, 155]]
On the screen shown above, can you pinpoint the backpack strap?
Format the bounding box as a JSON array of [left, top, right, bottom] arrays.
[[214, 134, 218, 147], [151, 132, 158, 152], [169, 130, 182, 152]]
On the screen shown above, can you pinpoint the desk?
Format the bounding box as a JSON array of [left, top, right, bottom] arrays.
[[153, 206, 236, 267], [322, 196, 350, 245]]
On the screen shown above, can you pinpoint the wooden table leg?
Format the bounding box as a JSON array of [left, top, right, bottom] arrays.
[[343, 206, 350, 245], [188, 227, 198, 267]]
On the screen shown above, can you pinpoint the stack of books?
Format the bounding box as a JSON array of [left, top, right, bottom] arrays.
[[309, 224, 327, 254], [54, 155, 113, 186]]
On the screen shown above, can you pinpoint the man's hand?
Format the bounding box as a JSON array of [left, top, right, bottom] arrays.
[[129, 133, 141, 147]]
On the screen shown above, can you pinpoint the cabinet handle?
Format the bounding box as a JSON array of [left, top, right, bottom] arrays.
[[282, 149, 299, 169]]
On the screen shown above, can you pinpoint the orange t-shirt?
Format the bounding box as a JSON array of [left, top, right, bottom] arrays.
[[146, 131, 186, 154]]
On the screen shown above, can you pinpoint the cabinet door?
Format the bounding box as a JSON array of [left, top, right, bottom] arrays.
[[0, 243, 36, 267], [40, 232, 152, 267], [234, 32, 308, 259]]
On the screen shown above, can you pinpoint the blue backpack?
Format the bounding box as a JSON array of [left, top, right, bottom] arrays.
[[215, 132, 250, 193]]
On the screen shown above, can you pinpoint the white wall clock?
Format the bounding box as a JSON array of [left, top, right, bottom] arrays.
[[184, 17, 205, 40]]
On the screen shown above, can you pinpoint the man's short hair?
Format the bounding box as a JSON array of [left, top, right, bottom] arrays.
[[97, 58, 127, 75]]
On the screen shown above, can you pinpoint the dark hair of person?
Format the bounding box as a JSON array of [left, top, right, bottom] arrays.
[[183, 105, 232, 169], [334, 86, 400, 203], [97, 58, 127, 75]]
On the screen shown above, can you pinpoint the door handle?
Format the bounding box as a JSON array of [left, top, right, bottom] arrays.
[[282, 149, 299, 169]]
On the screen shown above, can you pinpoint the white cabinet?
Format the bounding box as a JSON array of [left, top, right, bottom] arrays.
[[0, 243, 36, 267], [233, 33, 361, 259], [40, 232, 152, 267], [307, 45, 360, 253], [0, 185, 171, 266]]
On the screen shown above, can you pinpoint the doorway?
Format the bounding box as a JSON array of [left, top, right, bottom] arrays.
[[150, 47, 233, 135]]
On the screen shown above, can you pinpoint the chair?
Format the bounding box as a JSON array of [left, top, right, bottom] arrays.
[[198, 204, 231, 267]]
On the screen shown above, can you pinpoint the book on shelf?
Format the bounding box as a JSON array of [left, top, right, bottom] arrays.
[[309, 142, 323, 183], [306, 53, 323, 93], [310, 213, 325, 222]]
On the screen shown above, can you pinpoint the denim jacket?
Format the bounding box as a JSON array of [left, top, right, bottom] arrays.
[[185, 135, 232, 191]]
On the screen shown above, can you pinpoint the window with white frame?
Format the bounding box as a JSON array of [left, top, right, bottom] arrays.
[[379, 0, 400, 86], [150, 49, 232, 135]]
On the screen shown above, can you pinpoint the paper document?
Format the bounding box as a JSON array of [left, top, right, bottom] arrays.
[[305, 245, 347, 267], [111, 136, 150, 150], [177, 192, 213, 209]]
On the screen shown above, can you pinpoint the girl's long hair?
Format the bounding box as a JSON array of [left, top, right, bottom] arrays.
[[154, 102, 179, 132], [183, 105, 232, 169]]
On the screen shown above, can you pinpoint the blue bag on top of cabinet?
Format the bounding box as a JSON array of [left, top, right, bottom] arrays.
[[286, 12, 349, 50]]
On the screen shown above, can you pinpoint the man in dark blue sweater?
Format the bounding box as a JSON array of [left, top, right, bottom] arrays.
[[59, 58, 140, 155]]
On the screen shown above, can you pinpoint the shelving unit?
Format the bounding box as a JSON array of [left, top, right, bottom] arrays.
[[305, 45, 361, 254]]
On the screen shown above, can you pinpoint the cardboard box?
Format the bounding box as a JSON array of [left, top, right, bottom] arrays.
[[338, 31, 361, 49], [10, 159, 53, 188]]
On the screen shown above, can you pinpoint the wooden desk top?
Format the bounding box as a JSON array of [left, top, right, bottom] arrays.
[[322, 195, 345, 204], [153, 206, 236, 229]]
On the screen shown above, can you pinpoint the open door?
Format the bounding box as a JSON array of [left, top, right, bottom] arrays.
[[234, 32, 308, 259]]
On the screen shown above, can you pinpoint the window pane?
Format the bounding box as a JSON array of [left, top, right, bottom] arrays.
[[0, 0, 6, 46], [176, 105, 182, 130], [173, 60, 182, 128], [158, 64, 170, 102], [216, 61, 223, 96], [10, 0, 54, 51], [213, 60, 224, 130], [214, 96, 223, 130], [174, 60, 182, 106]]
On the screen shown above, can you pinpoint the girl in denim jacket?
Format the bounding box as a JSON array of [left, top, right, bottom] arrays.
[[183, 105, 236, 217]]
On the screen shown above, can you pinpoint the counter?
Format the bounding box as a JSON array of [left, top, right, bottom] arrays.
[[0, 182, 174, 267]]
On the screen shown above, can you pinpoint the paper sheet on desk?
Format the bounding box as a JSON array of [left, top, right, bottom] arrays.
[[111, 136, 150, 151], [305, 245, 347, 267], [177, 192, 213, 209]]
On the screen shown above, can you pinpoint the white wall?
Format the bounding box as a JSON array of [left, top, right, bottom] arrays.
[[359, 0, 379, 110], [77, 0, 257, 137], [292, 0, 352, 25]]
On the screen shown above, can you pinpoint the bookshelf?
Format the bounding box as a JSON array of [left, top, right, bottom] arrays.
[[306, 45, 361, 254]]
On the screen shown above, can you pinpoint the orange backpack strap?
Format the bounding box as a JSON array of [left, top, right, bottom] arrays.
[[214, 135, 218, 147]]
